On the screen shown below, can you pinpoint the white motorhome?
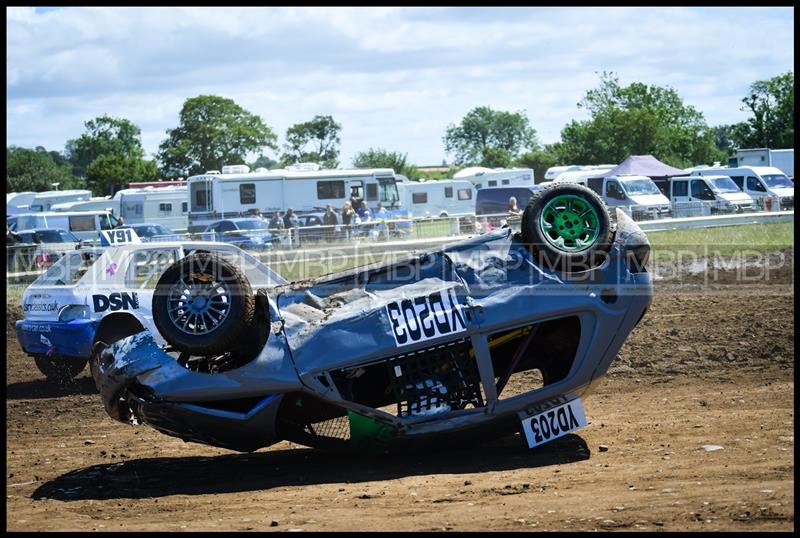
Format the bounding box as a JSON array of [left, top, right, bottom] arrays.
[[28, 190, 92, 212], [545, 164, 616, 182], [586, 175, 672, 219], [453, 167, 534, 189], [732, 148, 794, 177], [552, 167, 616, 186], [654, 176, 754, 216], [117, 186, 189, 232], [690, 166, 793, 210], [397, 180, 475, 217], [7, 192, 37, 210], [50, 197, 121, 215], [187, 164, 401, 232]]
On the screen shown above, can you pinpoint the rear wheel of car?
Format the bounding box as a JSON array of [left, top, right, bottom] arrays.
[[152, 253, 255, 356], [33, 355, 87, 383], [521, 183, 613, 273]]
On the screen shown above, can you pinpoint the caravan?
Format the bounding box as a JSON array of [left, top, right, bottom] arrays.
[[117, 186, 190, 232], [28, 190, 92, 212], [397, 180, 475, 217], [552, 166, 616, 186], [187, 164, 401, 232], [453, 167, 534, 189], [7, 192, 37, 210], [545, 164, 617, 182], [50, 197, 121, 215]]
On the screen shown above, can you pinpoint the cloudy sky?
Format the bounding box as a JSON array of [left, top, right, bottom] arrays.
[[6, 6, 794, 169]]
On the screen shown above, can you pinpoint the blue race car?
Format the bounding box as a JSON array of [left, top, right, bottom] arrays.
[[93, 183, 652, 452]]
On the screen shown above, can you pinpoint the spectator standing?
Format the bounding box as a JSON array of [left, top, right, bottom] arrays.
[[342, 201, 358, 240], [268, 211, 285, 230], [341, 202, 354, 226], [283, 208, 299, 229], [323, 204, 338, 241], [507, 197, 522, 216], [356, 200, 369, 219], [323, 204, 338, 226], [282, 208, 299, 247]]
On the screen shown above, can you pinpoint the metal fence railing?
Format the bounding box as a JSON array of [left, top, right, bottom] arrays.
[[6, 200, 794, 277]]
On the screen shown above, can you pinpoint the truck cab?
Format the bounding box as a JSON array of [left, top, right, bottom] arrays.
[[656, 176, 754, 215], [586, 175, 671, 219]]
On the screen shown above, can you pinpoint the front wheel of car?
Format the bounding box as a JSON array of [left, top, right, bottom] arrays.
[[152, 253, 256, 356], [521, 183, 614, 273], [33, 355, 88, 383]]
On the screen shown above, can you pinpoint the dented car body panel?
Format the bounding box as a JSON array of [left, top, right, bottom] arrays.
[[96, 209, 652, 452]]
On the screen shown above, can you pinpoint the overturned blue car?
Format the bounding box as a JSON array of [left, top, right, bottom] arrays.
[[93, 183, 653, 452]]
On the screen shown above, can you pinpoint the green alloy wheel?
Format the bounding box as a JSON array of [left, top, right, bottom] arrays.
[[522, 183, 614, 273]]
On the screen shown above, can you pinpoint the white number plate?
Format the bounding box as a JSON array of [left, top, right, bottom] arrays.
[[521, 399, 587, 449], [100, 228, 141, 246]]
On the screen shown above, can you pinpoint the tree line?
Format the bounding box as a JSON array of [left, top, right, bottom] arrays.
[[6, 70, 793, 196]]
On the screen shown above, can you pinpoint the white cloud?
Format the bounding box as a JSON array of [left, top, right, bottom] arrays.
[[6, 6, 795, 167]]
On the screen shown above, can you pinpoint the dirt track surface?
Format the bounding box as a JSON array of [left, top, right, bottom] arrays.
[[6, 256, 795, 531]]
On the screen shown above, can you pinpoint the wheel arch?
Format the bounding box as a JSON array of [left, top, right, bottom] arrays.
[[93, 312, 146, 346]]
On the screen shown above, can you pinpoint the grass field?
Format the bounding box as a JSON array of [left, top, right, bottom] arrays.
[[647, 221, 794, 258]]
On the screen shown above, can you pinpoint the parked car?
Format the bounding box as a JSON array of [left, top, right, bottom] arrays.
[[120, 223, 182, 242], [475, 186, 542, 216], [92, 183, 653, 453], [204, 218, 274, 250], [15, 240, 285, 383], [12, 228, 81, 269], [295, 213, 329, 243]]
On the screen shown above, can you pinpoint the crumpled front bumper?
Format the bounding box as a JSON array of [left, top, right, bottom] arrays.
[[93, 332, 288, 452]]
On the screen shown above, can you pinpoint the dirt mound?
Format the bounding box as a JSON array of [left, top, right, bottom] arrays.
[[6, 263, 795, 530], [611, 292, 794, 378]]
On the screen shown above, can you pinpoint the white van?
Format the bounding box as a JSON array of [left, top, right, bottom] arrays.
[[397, 180, 475, 217], [586, 175, 671, 219], [654, 176, 754, 216], [12, 211, 121, 241], [690, 166, 793, 210]]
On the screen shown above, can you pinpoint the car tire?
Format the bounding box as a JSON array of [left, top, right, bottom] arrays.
[[152, 253, 256, 356], [521, 183, 614, 273], [33, 355, 88, 383]]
